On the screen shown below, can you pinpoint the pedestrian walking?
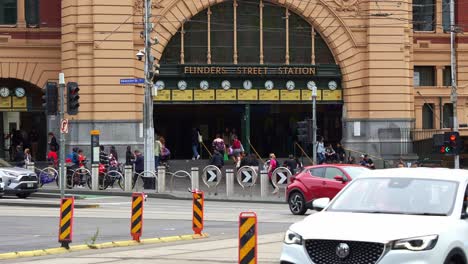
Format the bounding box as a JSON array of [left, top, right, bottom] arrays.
[[335, 142, 346, 163], [210, 149, 224, 169], [47, 145, 58, 168], [317, 137, 326, 164], [133, 150, 144, 187], [231, 135, 243, 165], [48, 132, 59, 152], [191, 128, 201, 160], [154, 137, 162, 169], [212, 133, 225, 155], [283, 154, 299, 174], [14, 145, 24, 167], [267, 153, 279, 194], [24, 148, 32, 165], [125, 145, 135, 165]]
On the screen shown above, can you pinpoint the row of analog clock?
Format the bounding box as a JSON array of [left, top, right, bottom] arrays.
[[154, 80, 338, 91], [0, 87, 26, 98]]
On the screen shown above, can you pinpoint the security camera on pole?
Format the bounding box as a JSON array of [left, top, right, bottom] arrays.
[[143, 0, 156, 175]]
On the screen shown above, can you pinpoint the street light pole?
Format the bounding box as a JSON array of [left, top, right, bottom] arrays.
[[450, 0, 459, 169], [312, 86, 317, 165], [59, 73, 65, 199], [143, 0, 155, 175]]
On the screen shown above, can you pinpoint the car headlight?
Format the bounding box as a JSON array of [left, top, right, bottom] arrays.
[[392, 235, 438, 251], [284, 230, 303, 245]]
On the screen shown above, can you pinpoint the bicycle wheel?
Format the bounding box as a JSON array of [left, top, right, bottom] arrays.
[[117, 175, 125, 190], [98, 173, 108, 190]]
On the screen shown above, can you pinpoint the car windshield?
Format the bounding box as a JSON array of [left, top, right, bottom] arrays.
[[327, 177, 458, 216], [0, 159, 12, 168], [342, 167, 368, 178]]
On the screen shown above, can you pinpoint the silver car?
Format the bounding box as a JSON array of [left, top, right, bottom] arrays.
[[0, 159, 38, 198]]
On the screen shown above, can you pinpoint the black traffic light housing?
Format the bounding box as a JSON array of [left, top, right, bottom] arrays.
[[42, 82, 58, 115], [297, 120, 312, 143], [67, 82, 80, 115], [440, 131, 463, 155]]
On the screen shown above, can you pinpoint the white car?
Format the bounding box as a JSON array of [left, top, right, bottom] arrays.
[[280, 168, 468, 264]]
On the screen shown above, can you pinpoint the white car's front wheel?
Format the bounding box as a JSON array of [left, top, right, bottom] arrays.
[[289, 192, 307, 215]]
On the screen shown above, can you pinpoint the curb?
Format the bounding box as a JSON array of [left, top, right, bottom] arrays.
[[0, 233, 209, 260], [36, 189, 286, 204], [0, 202, 99, 209]]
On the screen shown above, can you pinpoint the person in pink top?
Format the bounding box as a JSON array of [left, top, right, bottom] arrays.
[[267, 153, 279, 194]]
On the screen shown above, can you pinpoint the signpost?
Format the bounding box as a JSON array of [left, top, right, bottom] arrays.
[[236, 166, 257, 188], [60, 118, 69, 134], [272, 167, 292, 188], [120, 78, 145, 85], [202, 165, 222, 188]]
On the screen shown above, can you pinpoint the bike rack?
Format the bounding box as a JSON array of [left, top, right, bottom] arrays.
[[134, 171, 158, 192], [35, 167, 59, 187], [105, 170, 125, 190], [70, 167, 92, 189], [169, 170, 191, 192]]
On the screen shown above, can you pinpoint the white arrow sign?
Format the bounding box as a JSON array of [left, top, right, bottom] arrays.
[[277, 172, 288, 184], [207, 170, 217, 182], [242, 170, 252, 183]]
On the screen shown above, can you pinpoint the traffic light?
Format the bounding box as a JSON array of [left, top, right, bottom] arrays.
[[440, 132, 463, 155], [297, 120, 312, 143], [67, 82, 80, 115], [42, 82, 58, 115]]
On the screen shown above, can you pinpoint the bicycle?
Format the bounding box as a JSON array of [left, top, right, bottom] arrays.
[[99, 165, 125, 190], [37, 166, 59, 187]]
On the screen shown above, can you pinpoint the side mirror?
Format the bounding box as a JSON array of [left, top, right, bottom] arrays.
[[312, 197, 331, 211], [334, 175, 347, 182]]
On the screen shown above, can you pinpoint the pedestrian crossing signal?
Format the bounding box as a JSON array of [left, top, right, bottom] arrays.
[[43, 82, 58, 115], [67, 82, 80, 115]]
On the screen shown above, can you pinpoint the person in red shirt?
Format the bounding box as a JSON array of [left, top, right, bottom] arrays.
[[78, 149, 87, 167], [47, 145, 58, 168]]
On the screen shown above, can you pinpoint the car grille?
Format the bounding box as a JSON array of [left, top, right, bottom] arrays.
[[305, 239, 385, 264], [19, 175, 38, 182]]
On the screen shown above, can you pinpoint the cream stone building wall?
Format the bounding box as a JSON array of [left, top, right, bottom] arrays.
[[1, 0, 467, 158]]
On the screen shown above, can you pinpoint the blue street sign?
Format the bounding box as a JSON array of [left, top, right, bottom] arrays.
[[120, 78, 145, 84]]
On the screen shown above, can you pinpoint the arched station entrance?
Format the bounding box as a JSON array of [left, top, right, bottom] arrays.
[[0, 78, 47, 161], [154, 0, 343, 159]]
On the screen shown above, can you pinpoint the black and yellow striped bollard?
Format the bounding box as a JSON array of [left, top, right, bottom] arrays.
[[238, 212, 257, 264], [131, 192, 144, 242], [58, 197, 75, 249], [192, 190, 204, 235]]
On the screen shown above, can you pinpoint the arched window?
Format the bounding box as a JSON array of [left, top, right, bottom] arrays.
[[159, 0, 335, 65], [443, 103, 453, 128], [422, 103, 434, 129]]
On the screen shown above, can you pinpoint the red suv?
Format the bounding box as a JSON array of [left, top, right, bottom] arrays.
[[286, 164, 369, 215]]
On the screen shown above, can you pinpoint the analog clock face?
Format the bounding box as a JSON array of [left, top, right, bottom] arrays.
[[286, 80, 295, 91], [178, 80, 187, 90], [243, 80, 252, 90], [200, 80, 209, 90], [307, 81, 317, 90], [0, 87, 9, 98], [155, 80, 165, 90], [15, 87, 25, 98], [265, 80, 274, 90], [221, 80, 231, 90], [328, 80, 338, 90]]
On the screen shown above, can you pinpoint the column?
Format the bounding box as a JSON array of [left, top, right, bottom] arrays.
[[233, 0, 238, 64], [259, 0, 264, 64], [207, 7, 212, 64], [285, 9, 290, 65], [242, 104, 251, 153], [435, 0, 443, 33], [311, 27, 316, 64], [17, 0, 26, 27], [436, 66, 444, 87], [180, 24, 185, 64]]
